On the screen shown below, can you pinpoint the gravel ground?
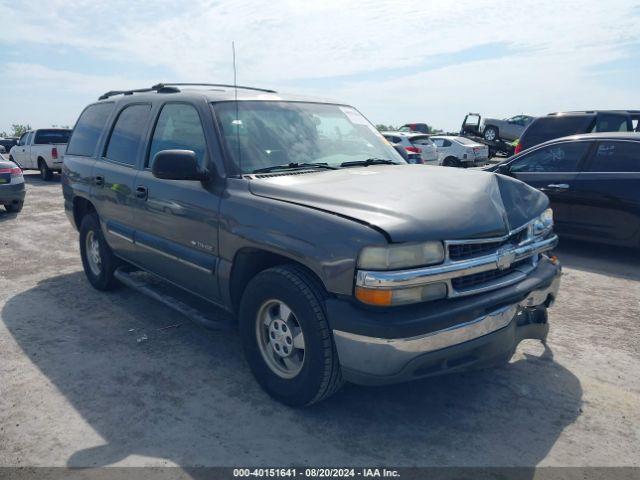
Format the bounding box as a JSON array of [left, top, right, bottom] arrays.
[[0, 172, 639, 470]]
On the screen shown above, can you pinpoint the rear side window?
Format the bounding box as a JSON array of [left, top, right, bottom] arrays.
[[104, 104, 152, 166], [588, 141, 640, 172], [595, 114, 630, 132], [67, 103, 114, 157], [510, 141, 591, 173], [34, 129, 71, 145], [522, 116, 594, 148], [147, 104, 207, 167]]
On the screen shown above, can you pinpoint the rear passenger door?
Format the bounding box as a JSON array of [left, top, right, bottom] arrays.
[[92, 103, 152, 261], [569, 140, 640, 244], [131, 102, 222, 302], [506, 141, 593, 234]]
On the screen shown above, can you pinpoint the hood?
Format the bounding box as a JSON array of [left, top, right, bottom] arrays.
[[249, 165, 548, 243]]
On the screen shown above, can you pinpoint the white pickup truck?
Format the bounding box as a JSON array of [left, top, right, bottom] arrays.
[[9, 128, 71, 180]]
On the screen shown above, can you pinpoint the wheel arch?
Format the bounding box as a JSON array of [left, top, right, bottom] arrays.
[[228, 247, 327, 315], [72, 196, 96, 231]]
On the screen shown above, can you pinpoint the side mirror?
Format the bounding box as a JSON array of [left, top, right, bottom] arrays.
[[151, 150, 208, 181], [496, 163, 511, 175]]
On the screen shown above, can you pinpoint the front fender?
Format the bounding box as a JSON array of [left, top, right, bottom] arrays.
[[218, 181, 387, 298]]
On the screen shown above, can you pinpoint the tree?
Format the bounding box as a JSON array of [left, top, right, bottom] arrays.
[[1, 124, 32, 138]]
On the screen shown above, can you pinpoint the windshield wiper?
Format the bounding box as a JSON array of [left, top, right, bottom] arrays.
[[340, 158, 400, 168], [252, 162, 338, 174]]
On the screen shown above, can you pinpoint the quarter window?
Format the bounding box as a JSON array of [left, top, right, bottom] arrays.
[[148, 104, 207, 168], [104, 104, 152, 166], [67, 103, 114, 157], [510, 142, 591, 173], [588, 141, 640, 172]]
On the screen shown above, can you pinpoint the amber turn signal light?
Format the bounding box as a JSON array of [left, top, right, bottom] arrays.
[[355, 286, 393, 306]]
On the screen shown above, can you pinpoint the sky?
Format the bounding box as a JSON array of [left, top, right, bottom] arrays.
[[1, 0, 639, 134]]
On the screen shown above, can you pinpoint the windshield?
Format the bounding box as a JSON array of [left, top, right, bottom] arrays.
[[34, 129, 71, 144], [214, 101, 404, 173]]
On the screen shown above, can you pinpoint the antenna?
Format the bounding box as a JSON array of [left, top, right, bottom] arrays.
[[232, 41, 242, 174]]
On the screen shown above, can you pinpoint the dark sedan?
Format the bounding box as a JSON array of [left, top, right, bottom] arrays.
[[487, 132, 640, 247], [0, 153, 25, 213]]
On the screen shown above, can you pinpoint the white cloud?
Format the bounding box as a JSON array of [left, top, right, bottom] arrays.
[[0, 0, 639, 131]]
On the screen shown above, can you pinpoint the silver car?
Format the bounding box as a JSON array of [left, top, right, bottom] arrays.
[[382, 132, 438, 164], [480, 115, 535, 142], [430, 135, 489, 167]]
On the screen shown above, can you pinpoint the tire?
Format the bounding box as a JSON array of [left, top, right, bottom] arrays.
[[483, 126, 498, 142], [39, 159, 53, 181], [79, 213, 121, 291], [4, 201, 23, 213], [442, 156, 460, 168], [239, 264, 344, 406]]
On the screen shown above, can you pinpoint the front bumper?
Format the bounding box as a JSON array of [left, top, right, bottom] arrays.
[[331, 259, 561, 385], [0, 182, 26, 205]]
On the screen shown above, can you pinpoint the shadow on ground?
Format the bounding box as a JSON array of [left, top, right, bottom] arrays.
[[2, 271, 582, 475], [555, 238, 640, 281]]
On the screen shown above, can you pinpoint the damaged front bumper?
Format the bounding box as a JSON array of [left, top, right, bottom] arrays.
[[332, 262, 561, 385]]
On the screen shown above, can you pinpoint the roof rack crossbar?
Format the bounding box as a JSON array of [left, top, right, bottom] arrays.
[[152, 83, 277, 94]]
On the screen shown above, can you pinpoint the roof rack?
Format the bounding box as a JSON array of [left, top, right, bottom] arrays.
[[98, 83, 277, 101], [152, 83, 277, 94]]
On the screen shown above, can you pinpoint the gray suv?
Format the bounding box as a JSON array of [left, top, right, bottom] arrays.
[[63, 83, 561, 406]]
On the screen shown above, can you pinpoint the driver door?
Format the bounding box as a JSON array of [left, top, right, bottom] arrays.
[[505, 140, 593, 233]]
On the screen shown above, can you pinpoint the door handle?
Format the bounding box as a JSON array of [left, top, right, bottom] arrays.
[[546, 183, 570, 189], [135, 185, 148, 200], [94, 175, 105, 186]]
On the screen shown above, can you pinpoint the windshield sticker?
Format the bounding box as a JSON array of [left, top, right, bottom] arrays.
[[340, 107, 369, 125]]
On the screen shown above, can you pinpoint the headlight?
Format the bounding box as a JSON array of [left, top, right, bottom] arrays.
[[358, 241, 445, 270], [532, 208, 554, 237]]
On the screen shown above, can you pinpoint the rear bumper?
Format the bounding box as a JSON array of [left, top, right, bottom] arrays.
[[0, 183, 26, 204], [329, 259, 561, 385]]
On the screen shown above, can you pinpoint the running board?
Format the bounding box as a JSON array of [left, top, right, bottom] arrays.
[[114, 268, 234, 331]]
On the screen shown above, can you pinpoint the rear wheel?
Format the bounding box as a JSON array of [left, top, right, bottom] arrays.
[[483, 126, 498, 142], [239, 265, 343, 406], [79, 213, 121, 290], [443, 156, 460, 168], [39, 159, 53, 181], [4, 201, 23, 213]]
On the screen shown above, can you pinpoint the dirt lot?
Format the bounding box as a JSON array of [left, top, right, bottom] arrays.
[[1, 172, 639, 470]]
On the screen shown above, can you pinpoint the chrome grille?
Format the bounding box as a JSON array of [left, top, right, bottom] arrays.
[[451, 259, 530, 291], [448, 229, 528, 261]]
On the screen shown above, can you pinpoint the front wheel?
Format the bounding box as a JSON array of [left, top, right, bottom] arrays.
[[79, 213, 121, 290], [239, 265, 343, 406]]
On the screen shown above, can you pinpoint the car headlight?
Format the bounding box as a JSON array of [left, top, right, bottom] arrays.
[[532, 208, 554, 237], [358, 241, 445, 270]]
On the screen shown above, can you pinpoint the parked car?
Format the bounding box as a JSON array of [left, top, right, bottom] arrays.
[[0, 146, 5, 154], [487, 132, 640, 247], [480, 115, 535, 143], [0, 137, 18, 154], [515, 110, 635, 154], [398, 123, 431, 134], [430, 135, 489, 167], [382, 132, 438, 164], [0, 152, 25, 213], [63, 82, 561, 406], [9, 128, 71, 180]]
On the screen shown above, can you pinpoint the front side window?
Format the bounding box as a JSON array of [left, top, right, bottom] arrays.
[[18, 132, 28, 146], [214, 101, 403, 174], [588, 141, 640, 172], [510, 141, 591, 173], [104, 104, 152, 166], [67, 103, 114, 157], [148, 104, 208, 168], [25, 132, 34, 145]]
